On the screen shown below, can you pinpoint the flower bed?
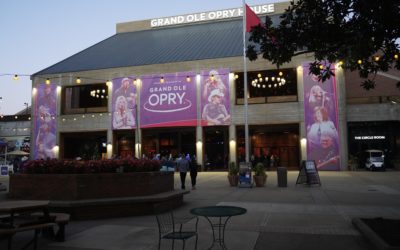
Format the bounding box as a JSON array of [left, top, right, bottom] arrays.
[[21, 158, 160, 174], [9, 159, 174, 200]]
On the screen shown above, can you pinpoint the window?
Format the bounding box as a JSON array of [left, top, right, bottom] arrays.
[[63, 83, 108, 114]]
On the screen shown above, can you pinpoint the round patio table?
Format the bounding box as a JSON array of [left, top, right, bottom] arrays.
[[190, 206, 247, 250]]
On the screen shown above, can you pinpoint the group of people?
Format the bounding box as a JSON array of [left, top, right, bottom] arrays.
[[154, 153, 198, 190], [306, 82, 340, 170]]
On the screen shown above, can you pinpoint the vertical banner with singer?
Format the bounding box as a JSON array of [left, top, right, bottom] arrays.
[[112, 77, 137, 130], [33, 83, 57, 159], [200, 68, 231, 126], [303, 63, 340, 170]]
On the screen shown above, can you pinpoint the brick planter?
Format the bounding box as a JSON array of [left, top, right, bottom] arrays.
[[9, 172, 174, 200]]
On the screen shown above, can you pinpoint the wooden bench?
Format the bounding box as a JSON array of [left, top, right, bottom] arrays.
[[0, 220, 55, 250], [31, 212, 70, 242]]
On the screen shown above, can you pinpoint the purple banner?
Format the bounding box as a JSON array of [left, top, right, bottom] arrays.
[[303, 63, 340, 170], [33, 83, 57, 159], [140, 72, 197, 128], [112, 77, 137, 129], [200, 69, 231, 126]]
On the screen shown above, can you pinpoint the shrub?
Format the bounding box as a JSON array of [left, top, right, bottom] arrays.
[[228, 162, 239, 175], [253, 162, 266, 177], [21, 158, 160, 174]]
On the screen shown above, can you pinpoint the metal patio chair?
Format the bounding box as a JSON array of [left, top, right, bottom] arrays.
[[156, 211, 198, 250]]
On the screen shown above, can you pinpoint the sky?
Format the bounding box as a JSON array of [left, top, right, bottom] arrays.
[[0, 0, 284, 115]]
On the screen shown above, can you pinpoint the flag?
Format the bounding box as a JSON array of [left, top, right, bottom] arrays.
[[245, 4, 261, 32]]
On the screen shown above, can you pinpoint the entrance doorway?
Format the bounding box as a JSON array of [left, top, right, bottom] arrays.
[[203, 126, 229, 170], [114, 131, 135, 158], [237, 124, 300, 170], [141, 128, 196, 159], [61, 131, 107, 160]]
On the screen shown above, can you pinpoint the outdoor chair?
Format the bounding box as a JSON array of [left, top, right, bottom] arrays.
[[156, 211, 198, 250]]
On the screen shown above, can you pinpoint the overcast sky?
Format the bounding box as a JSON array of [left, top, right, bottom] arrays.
[[0, 0, 284, 115]]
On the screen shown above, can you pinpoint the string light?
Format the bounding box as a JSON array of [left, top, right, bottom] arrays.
[[210, 75, 215, 81], [76, 77, 81, 84], [278, 71, 283, 76], [357, 59, 362, 64], [186, 76, 191, 82], [160, 77, 165, 83], [374, 56, 380, 61], [234, 74, 239, 79], [133, 79, 137, 85], [319, 64, 324, 70], [45, 78, 50, 85], [395, 54, 398, 60], [13, 74, 19, 80]]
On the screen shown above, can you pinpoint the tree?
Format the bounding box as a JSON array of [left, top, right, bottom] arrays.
[[246, 0, 400, 90]]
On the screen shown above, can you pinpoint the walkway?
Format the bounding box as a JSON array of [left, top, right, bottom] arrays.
[[1, 170, 400, 249]]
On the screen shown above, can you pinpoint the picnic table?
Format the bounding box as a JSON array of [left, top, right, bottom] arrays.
[[0, 200, 55, 250]]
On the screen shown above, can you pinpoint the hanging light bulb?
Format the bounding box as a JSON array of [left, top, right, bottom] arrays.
[[45, 78, 50, 85], [265, 77, 269, 82], [271, 77, 275, 81], [259, 78, 263, 82], [13, 74, 19, 81], [257, 73, 262, 78], [394, 54, 398, 60], [374, 56, 380, 61], [357, 59, 362, 65], [234, 74, 239, 79], [160, 77, 165, 83], [278, 71, 283, 76], [186, 76, 191, 82], [76, 77, 81, 84]]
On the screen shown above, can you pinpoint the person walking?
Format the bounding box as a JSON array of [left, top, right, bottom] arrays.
[[189, 155, 198, 190], [177, 153, 190, 189]]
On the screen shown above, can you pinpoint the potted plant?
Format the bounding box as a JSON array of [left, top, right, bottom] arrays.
[[253, 162, 267, 187], [227, 162, 239, 186]]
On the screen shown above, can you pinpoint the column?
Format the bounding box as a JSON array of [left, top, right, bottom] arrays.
[[296, 66, 307, 162], [335, 65, 348, 171]]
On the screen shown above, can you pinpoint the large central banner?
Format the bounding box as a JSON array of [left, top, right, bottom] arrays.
[[303, 63, 340, 170], [200, 68, 231, 126], [33, 83, 57, 159], [140, 71, 197, 128]]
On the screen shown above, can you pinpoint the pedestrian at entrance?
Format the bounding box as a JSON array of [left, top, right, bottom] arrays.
[[177, 153, 190, 189], [189, 155, 198, 190]]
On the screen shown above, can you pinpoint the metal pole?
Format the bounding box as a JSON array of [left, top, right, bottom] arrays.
[[242, 0, 250, 163]]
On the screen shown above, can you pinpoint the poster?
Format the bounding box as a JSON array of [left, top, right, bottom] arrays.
[[200, 68, 231, 126], [33, 83, 57, 159], [303, 63, 340, 170], [140, 71, 197, 128], [112, 77, 137, 130]]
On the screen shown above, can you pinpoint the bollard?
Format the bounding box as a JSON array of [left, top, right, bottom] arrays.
[[277, 167, 287, 187]]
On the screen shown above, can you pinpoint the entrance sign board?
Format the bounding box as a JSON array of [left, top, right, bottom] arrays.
[[296, 160, 321, 186]]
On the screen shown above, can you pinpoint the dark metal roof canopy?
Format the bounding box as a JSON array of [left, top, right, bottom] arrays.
[[34, 16, 280, 76]]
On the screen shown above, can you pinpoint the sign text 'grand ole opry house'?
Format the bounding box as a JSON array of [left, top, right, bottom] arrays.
[[31, 1, 400, 171]]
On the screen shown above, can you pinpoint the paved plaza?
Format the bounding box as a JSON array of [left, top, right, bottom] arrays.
[[1, 170, 400, 249]]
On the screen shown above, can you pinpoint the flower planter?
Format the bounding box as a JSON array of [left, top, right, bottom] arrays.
[[253, 175, 267, 187], [227, 175, 239, 186], [9, 172, 174, 200]]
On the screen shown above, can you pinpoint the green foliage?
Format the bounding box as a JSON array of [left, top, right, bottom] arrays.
[[247, 0, 400, 90], [253, 162, 266, 177], [228, 162, 239, 175]]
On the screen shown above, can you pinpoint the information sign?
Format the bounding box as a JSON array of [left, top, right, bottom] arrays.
[[296, 160, 321, 186]]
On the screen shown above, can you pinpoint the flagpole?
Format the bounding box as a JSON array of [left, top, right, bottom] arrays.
[[242, 0, 250, 164]]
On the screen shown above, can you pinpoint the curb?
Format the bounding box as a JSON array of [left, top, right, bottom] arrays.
[[352, 218, 400, 250]]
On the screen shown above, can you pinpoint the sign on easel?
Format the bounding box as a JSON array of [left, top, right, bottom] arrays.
[[296, 160, 321, 186]]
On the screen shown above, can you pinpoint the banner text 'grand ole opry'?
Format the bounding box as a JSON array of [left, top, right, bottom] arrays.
[[31, 2, 400, 171]]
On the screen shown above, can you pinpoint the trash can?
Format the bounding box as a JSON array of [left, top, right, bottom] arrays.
[[277, 167, 287, 187]]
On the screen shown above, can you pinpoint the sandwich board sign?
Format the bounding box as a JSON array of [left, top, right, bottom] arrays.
[[296, 160, 321, 186]]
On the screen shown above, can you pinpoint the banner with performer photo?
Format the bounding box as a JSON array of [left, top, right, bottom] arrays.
[[112, 77, 137, 130], [140, 71, 197, 128], [200, 68, 231, 126], [303, 63, 340, 170], [33, 83, 57, 159]]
